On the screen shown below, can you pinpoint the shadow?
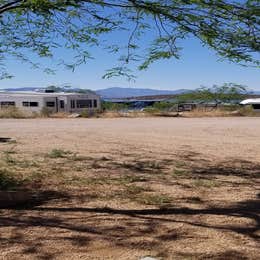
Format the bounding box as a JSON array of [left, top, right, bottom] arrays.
[[0, 196, 259, 259], [176, 250, 250, 260], [0, 190, 69, 209], [0, 151, 259, 258], [0, 137, 12, 143]]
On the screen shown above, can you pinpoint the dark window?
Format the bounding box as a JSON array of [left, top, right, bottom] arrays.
[[60, 100, 64, 109], [76, 100, 92, 108], [22, 102, 38, 107], [29, 102, 38, 107], [70, 100, 75, 109], [252, 104, 260, 110], [93, 100, 97, 108], [22, 102, 29, 107], [46, 102, 55, 107], [1, 101, 15, 107]]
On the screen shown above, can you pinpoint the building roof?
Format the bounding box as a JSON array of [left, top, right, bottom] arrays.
[[240, 99, 260, 105], [0, 91, 99, 98]]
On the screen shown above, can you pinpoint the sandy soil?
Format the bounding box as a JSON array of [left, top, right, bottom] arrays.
[[0, 117, 259, 259]]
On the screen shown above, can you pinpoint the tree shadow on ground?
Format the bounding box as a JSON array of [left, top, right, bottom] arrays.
[[0, 153, 259, 259], [0, 195, 259, 259]]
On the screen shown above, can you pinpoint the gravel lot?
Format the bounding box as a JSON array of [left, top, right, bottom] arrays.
[[0, 117, 259, 259]]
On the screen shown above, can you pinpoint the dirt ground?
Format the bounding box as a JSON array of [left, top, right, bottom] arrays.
[[0, 117, 259, 259]]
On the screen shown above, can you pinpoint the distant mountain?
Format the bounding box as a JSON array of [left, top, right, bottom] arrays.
[[2, 86, 259, 98], [96, 87, 189, 99], [2, 87, 41, 92]]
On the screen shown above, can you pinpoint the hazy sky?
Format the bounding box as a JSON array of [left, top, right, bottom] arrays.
[[0, 36, 259, 91]]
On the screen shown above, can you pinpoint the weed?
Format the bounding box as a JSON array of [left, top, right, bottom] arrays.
[[193, 179, 220, 188], [172, 168, 188, 177], [24, 171, 45, 183], [2, 153, 17, 165], [125, 184, 147, 195], [174, 161, 187, 168], [47, 149, 73, 158], [0, 169, 21, 190], [137, 193, 172, 206], [118, 175, 148, 184], [0, 107, 27, 119]]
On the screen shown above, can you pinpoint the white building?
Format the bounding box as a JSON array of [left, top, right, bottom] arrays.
[[0, 91, 101, 114], [240, 99, 260, 112]]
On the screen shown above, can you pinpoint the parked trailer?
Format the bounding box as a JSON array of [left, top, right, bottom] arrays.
[[0, 91, 101, 114]]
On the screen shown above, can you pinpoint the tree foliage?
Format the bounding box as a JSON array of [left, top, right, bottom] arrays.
[[0, 0, 259, 79], [177, 83, 249, 104]]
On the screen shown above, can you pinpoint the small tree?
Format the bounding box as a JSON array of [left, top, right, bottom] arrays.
[[177, 83, 249, 106]]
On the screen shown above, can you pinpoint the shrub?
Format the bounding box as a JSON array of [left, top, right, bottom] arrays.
[[239, 105, 260, 116], [80, 109, 96, 118], [41, 107, 53, 117], [102, 101, 128, 111], [0, 169, 21, 190], [0, 107, 26, 118], [152, 101, 175, 111], [47, 149, 73, 158]]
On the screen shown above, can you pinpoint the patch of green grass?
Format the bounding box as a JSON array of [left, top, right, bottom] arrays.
[[0, 169, 22, 190], [124, 184, 148, 195], [47, 149, 73, 159], [2, 153, 17, 165], [174, 161, 187, 168], [137, 193, 172, 206], [193, 179, 220, 188], [118, 175, 148, 184], [172, 168, 188, 177], [24, 171, 45, 183], [121, 160, 163, 172], [65, 175, 115, 186]]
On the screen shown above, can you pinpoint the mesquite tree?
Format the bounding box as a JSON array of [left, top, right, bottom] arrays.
[[0, 0, 259, 79]]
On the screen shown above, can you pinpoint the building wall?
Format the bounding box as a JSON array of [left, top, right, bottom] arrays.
[[0, 96, 46, 113], [65, 94, 101, 113]]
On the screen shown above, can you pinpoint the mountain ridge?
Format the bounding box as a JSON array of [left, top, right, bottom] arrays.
[[1, 87, 260, 98], [95, 87, 189, 98]]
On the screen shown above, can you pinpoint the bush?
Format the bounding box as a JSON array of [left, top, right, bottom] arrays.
[[239, 105, 260, 116], [0, 107, 26, 118], [0, 169, 21, 190], [47, 149, 73, 158], [41, 107, 53, 117], [152, 101, 175, 111], [102, 101, 128, 111]]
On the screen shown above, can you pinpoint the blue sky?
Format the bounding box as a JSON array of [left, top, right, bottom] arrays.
[[0, 36, 259, 91]]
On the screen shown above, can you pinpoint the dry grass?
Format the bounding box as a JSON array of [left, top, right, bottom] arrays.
[[0, 107, 30, 118], [0, 118, 259, 259]]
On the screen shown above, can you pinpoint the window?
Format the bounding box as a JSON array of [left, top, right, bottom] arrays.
[[252, 104, 260, 110], [22, 101, 38, 107], [70, 100, 75, 109], [1, 101, 15, 107], [60, 100, 64, 109], [76, 99, 92, 108], [93, 99, 97, 108], [30, 102, 38, 107], [46, 102, 55, 107]]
